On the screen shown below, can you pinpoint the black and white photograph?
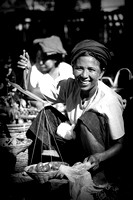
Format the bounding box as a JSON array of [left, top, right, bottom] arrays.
[[0, 1, 132, 199]]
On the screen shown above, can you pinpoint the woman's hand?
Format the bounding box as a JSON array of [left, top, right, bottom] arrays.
[[84, 153, 102, 171], [17, 49, 31, 70], [83, 137, 124, 171]]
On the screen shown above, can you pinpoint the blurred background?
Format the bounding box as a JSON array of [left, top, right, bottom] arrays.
[[0, 0, 132, 80]]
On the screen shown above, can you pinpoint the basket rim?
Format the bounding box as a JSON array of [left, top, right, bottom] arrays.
[[0, 138, 32, 149], [7, 122, 31, 127], [25, 161, 68, 174]]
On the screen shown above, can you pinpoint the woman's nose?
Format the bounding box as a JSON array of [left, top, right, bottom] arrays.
[[39, 61, 43, 65], [81, 69, 89, 77]]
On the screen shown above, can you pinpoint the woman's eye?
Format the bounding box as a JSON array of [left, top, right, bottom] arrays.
[[74, 66, 82, 70], [89, 69, 95, 72]]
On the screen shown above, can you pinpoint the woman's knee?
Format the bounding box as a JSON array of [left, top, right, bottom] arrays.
[[76, 119, 105, 154], [76, 119, 90, 137]]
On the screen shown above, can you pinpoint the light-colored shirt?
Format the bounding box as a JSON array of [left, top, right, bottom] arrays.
[[40, 78, 125, 140], [29, 61, 74, 111], [30, 62, 74, 89]]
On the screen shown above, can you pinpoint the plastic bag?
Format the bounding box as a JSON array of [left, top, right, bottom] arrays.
[[59, 162, 106, 200]]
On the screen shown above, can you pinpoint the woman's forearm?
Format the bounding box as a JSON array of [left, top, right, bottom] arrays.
[[87, 137, 124, 170], [100, 137, 124, 162]]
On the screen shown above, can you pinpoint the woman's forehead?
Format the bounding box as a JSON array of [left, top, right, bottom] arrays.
[[76, 55, 100, 66]]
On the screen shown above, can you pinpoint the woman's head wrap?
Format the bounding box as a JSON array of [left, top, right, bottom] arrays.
[[71, 39, 112, 69]]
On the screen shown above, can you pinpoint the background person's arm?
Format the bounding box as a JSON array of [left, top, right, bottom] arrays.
[[17, 50, 32, 90]]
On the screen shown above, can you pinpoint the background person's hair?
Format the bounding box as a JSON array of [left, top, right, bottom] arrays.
[[30, 42, 64, 67]]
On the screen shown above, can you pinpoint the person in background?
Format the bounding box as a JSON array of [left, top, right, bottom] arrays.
[[26, 39, 125, 199], [17, 35, 74, 111]]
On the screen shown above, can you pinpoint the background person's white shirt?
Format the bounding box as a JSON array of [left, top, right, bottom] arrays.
[[30, 62, 74, 112], [30, 62, 74, 89], [38, 62, 74, 101]]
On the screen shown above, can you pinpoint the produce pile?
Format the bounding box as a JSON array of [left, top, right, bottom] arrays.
[[0, 92, 39, 124], [27, 161, 69, 173], [25, 161, 69, 183]]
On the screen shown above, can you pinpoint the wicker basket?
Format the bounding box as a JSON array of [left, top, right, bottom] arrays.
[[8, 138, 32, 155], [25, 162, 69, 184], [7, 122, 31, 138], [0, 138, 32, 156]]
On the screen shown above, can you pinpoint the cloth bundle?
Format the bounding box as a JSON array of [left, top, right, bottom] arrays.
[[56, 122, 75, 140]]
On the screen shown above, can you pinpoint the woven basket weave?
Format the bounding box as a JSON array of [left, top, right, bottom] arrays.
[[7, 122, 31, 138], [3, 138, 32, 156]]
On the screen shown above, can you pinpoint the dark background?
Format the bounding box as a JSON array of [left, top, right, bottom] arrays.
[[0, 0, 132, 80]]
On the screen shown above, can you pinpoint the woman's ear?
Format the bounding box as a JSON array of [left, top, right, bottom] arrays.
[[99, 68, 105, 80]]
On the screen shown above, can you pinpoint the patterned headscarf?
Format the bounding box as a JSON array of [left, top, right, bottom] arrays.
[[71, 39, 112, 69]]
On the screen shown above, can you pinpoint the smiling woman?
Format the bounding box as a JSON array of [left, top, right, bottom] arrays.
[[26, 39, 125, 199]]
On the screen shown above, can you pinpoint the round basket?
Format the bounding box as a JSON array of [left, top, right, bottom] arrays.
[[7, 122, 31, 138], [25, 162, 69, 184]]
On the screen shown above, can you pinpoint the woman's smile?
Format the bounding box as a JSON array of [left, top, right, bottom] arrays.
[[78, 78, 91, 87]]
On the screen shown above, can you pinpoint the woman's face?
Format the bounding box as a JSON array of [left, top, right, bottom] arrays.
[[73, 55, 104, 91], [36, 50, 56, 74]]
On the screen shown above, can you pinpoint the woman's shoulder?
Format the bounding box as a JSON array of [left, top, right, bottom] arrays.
[[59, 77, 75, 87], [99, 81, 119, 96], [98, 81, 123, 104], [58, 78, 76, 95]]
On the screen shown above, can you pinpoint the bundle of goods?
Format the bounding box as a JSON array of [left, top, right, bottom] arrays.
[[0, 94, 39, 124], [25, 161, 69, 184], [0, 94, 39, 138]]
